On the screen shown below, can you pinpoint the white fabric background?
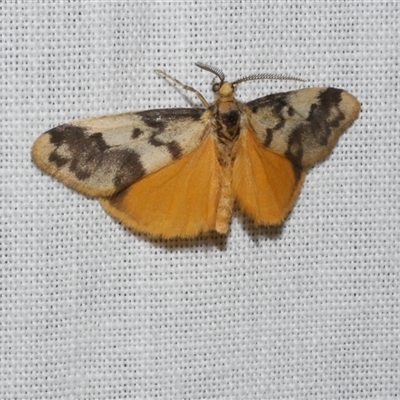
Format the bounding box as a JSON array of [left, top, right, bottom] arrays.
[[1, 1, 399, 399]]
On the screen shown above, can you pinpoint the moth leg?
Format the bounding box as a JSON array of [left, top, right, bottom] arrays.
[[155, 69, 209, 108]]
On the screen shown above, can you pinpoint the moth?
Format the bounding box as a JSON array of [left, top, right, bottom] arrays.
[[32, 63, 360, 238]]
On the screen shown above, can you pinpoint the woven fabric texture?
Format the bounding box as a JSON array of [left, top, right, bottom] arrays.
[[1, 1, 399, 399]]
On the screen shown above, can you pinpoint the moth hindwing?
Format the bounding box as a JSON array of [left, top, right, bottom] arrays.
[[32, 64, 360, 238]]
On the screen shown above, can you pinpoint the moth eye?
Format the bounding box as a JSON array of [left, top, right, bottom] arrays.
[[212, 83, 221, 93]]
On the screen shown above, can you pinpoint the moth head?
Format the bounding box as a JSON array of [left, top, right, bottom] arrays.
[[195, 62, 228, 93], [195, 62, 238, 99]]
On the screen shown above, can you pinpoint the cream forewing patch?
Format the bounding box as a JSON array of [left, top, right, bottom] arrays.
[[32, 64, 360, 237]]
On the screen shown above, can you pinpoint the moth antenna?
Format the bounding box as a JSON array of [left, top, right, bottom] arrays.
[[155, 68, 209, 108], [233, 73, 304, 86], [195, 62, 226, 82]]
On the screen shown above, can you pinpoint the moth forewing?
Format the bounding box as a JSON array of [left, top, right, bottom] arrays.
[[246, 87, 360, 168], [32, 109, 207, 198]]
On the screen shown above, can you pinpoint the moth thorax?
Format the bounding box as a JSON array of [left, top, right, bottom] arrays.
[[215, 108, 241, 146], [221, 109, 240, 131]]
